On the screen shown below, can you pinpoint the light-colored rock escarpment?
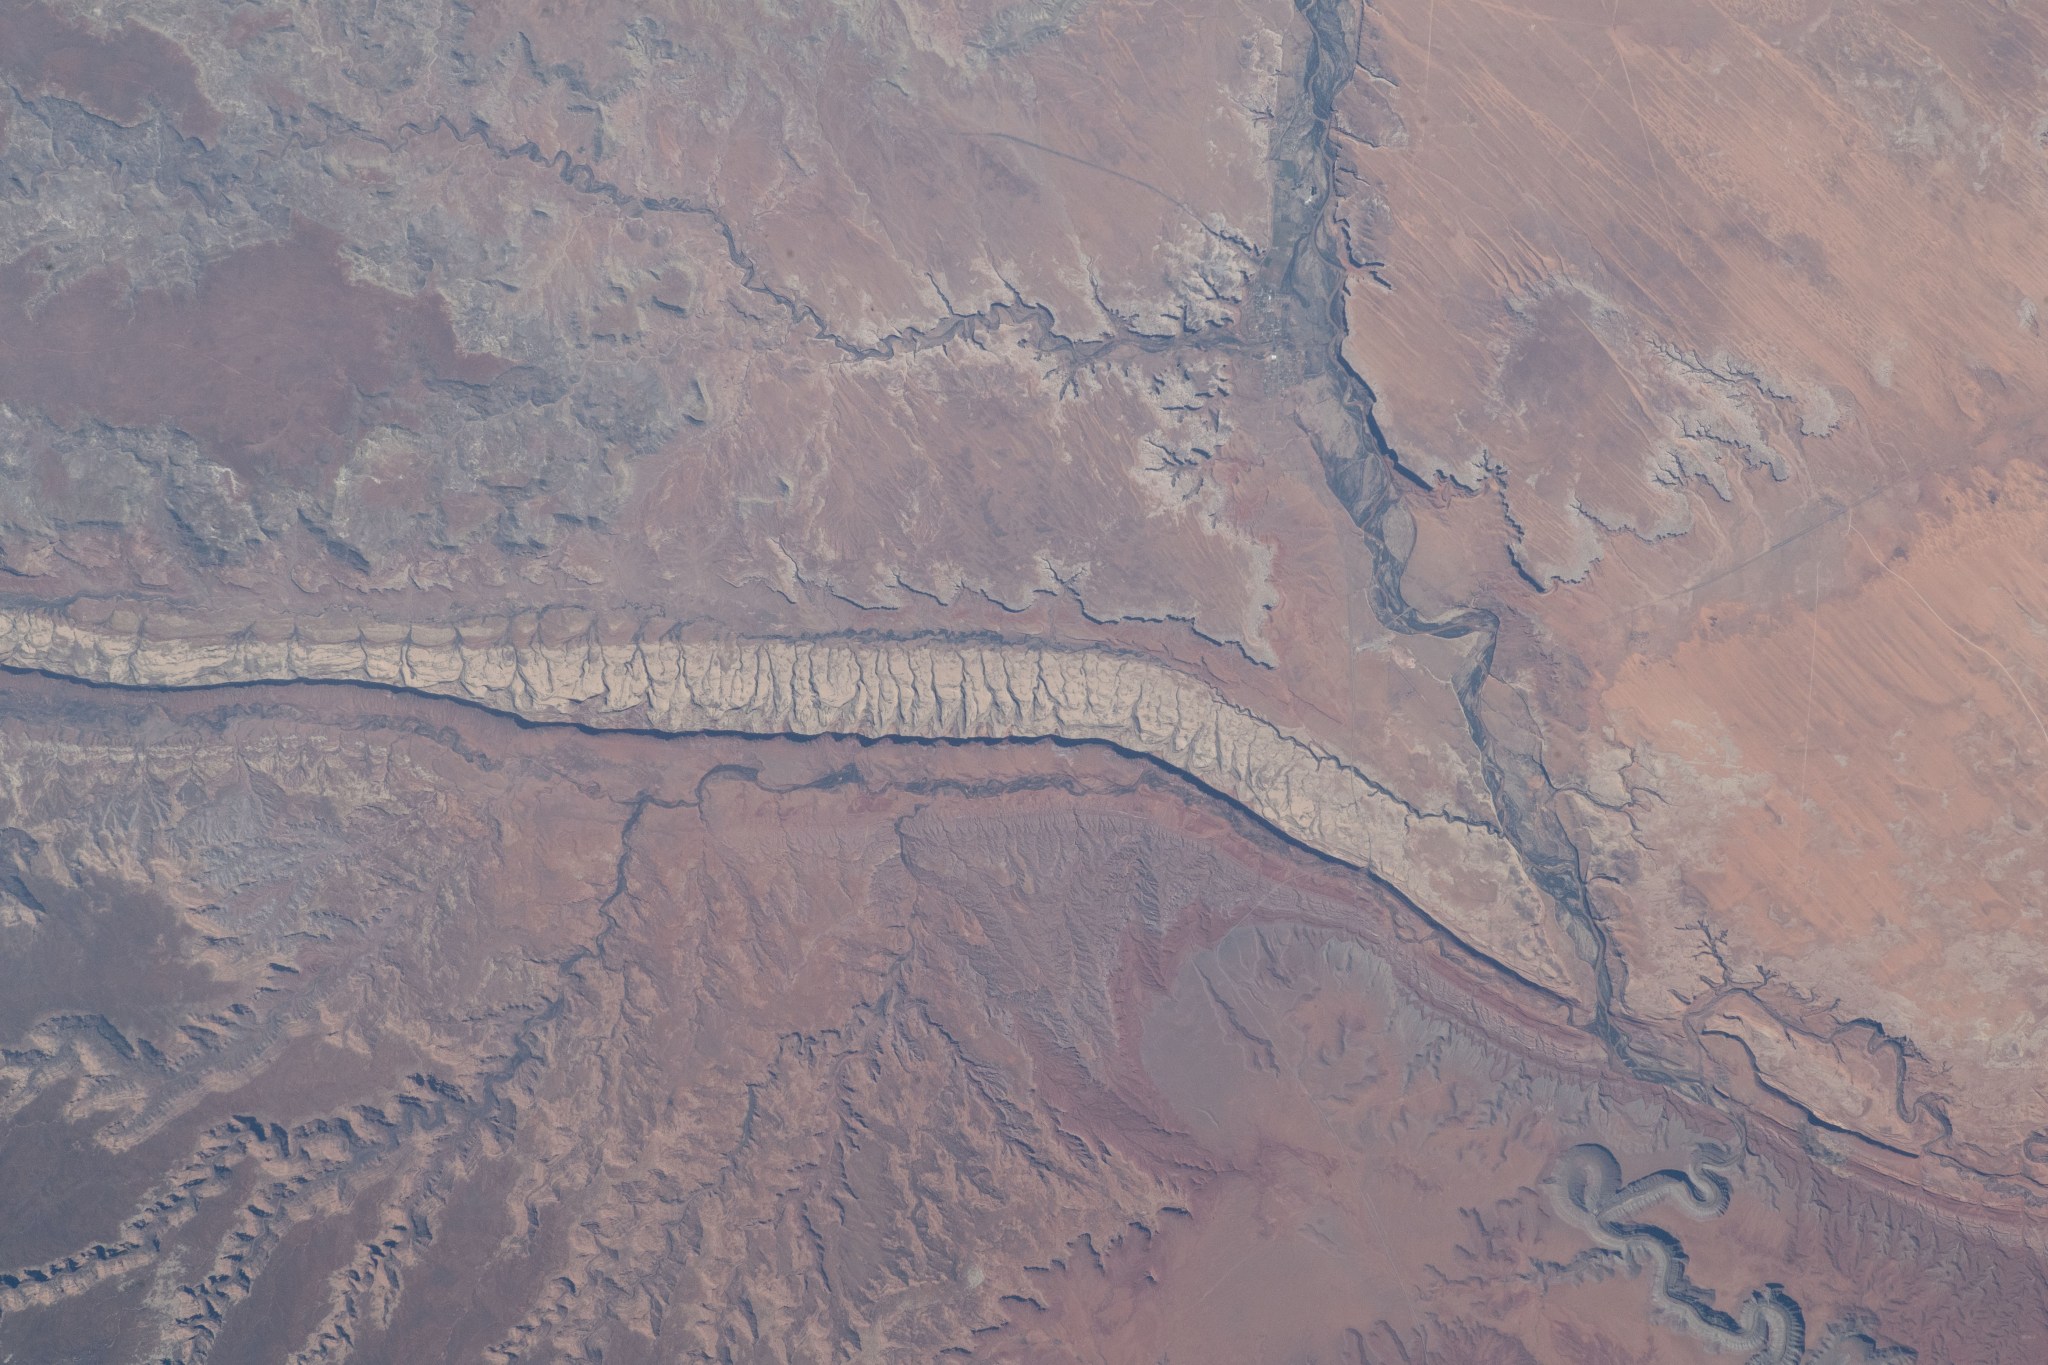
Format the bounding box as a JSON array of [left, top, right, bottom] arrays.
[[0, 602, 1587, 1002]]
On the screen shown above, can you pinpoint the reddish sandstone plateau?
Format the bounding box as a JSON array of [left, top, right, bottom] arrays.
[[0, 0, 2044, 1361]]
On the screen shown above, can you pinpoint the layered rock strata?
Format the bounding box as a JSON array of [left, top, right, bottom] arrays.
[[0, 602, 1586, 1003]]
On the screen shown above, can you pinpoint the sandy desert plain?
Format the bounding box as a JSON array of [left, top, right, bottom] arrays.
[[1, 0, 2047, 1360]]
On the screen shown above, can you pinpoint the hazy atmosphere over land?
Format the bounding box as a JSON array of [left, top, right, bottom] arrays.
[[2, 1, 2047, 1360]]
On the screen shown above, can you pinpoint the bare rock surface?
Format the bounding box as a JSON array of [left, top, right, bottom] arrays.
[[0, 602, 1588, 1003], [0, 679, 2034, 1362], [1332, 0, 2048, 1197], [3, 0, 2047, 1359]]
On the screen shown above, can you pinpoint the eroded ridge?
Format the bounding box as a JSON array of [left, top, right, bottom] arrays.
[[0, 603, 1585, 1000], [1548, 1143, 1805, 1363]]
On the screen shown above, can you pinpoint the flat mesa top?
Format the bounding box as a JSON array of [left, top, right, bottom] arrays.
[[0, 2, 2042, 1362]]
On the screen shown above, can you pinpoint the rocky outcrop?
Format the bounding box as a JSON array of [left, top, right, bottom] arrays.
[[0, 602, 1587, 1003], [1547, 1143, 1804, 1363]]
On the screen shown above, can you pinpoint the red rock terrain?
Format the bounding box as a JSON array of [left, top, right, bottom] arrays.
[[3, 677, 2027, 1361], [0, 0, 2044, 1360]]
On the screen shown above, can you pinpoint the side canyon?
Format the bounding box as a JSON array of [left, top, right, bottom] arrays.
[[2, 0, 2045, 1359]]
